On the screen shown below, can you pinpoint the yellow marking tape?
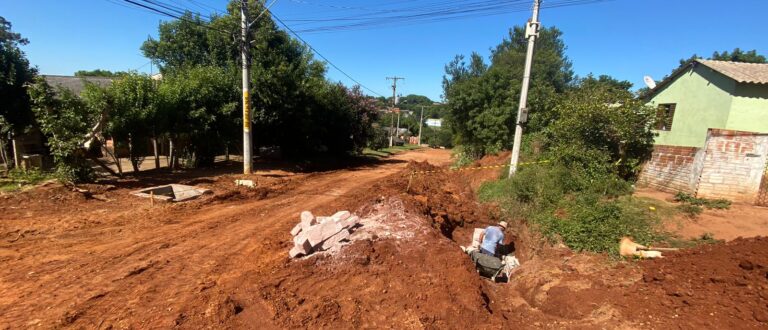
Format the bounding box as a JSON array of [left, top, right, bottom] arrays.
[[409, 160, 550, 175]]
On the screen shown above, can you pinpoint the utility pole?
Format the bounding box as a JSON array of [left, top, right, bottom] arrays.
[[508, 0, 541, 178], [241, 0, 252, 174], [386, 76, 404, 147], [418, 105, 425, 145]]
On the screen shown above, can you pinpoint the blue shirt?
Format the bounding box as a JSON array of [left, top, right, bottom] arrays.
[[481, 226, 504, 255]]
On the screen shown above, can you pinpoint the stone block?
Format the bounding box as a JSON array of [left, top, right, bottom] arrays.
[[472, 228, 485, 248], [290, 223, 303, 236], [289, 245, 307, 258], [340, 215, 360, 229], [306, 221, 344, 247], [320, 229, 350, 251], [300, 211, 316, 231], [331, 210, 351, 222]]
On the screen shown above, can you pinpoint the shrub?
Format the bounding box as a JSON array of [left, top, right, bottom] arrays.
[[674, 192, 731, 210], [536, 196, 662, 254], [677, 204, 703, 218], [479, 164, 664, 255]]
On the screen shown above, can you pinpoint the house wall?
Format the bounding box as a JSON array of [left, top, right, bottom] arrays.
[[725, 83, 768, 133], [648, 66, 735, 148], [696, 129, 768, 203], [638, 145, 700, 193]]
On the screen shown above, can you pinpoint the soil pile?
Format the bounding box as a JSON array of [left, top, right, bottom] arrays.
[[616, 236, 768, 328]]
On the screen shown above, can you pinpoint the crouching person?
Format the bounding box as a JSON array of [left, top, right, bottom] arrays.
[[479, 221, 507, 257]]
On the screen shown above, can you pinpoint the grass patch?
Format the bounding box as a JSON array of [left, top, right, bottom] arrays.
[[0, 168, 56, 193]]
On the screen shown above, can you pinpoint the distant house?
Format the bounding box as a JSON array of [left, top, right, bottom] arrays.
[[44, 75, 113, 94], [9, 76, 114, 170], [638, 60, 768, 205], [425, 118, 442, 128]]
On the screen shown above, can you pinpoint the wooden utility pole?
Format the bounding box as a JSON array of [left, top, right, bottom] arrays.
[[418, 105, 425, 145], [508, 0, 541, 177], [241, 0, 253, 174], [386, 76, 404, 147]]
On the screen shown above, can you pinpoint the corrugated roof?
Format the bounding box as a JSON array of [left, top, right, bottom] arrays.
[[697, 59, 768, 84], [43, 75, 113, 95]]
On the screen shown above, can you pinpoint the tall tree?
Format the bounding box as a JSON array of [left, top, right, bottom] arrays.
[[443, 26, 573, 157], [0, 16, 37, 134]]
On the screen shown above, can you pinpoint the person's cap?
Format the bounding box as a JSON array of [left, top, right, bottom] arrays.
[[499, 221, 508, 229]]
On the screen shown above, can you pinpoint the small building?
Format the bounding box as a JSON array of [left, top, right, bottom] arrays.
[[638, 60, 768, 205], [425, 118, 442, 128]]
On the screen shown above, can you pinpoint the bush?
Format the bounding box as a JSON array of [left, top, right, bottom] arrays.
[[536, 196, 662, 254], [479, 164, 664, 255], [677, 203, 703, 218], [674, 192, 731, 210]]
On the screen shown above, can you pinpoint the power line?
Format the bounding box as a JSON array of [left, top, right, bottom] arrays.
[[280, 0, 615, 34], [117, 0, 233, 35], [110, 0, 385, 97], [270, 13, 387, 97]]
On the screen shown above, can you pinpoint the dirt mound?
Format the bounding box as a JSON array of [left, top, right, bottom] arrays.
[[614, 237, 768, 328], [257, 197, 500, 328]]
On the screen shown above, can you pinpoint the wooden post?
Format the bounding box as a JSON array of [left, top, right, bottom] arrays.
[[150, 191, 155, 207]]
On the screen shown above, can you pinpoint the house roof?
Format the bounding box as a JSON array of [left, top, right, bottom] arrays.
[[642, 59, 768, 100], [43, 75, 113, 95], [697, 60, 768, 84]]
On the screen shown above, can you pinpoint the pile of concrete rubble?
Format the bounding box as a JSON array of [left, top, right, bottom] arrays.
[[289, 210, 360, 258]]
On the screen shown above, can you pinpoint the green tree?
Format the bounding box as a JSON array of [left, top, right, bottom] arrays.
[[0, 16, 37, 158], [443, 26, 573, 158], [74, 69, 128, 77], [158, 66, 238, 167], [28, 78, 97, 182], [106, 73, 159, 172], [545, 77, 655, 180]]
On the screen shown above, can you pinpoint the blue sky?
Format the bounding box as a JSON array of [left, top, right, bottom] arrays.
[[2, 0, 767, 101]]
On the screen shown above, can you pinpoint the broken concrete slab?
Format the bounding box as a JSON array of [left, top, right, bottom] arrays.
[[131, 184, 211, 202]]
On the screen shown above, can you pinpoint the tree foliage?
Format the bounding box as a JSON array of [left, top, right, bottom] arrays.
[[141, 1, 378, 159], [74, 69, 128, 77], [442, 26, 573, 158], [28, 78, 97, 182], [680, 48, 767, 65], [545, 77, 655, 180], [0, 16, 37, 134]]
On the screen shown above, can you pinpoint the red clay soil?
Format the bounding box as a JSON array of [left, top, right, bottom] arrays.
[[635, 187, 768, 241], [1, 149, 768, 329]]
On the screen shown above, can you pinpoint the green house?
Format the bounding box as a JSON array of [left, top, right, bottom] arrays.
[[644, 59, 768, 147], [639, 60, 768, 205]]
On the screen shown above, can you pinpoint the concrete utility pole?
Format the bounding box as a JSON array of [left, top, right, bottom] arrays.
[[241, 0, 252, 174], [386, 76, 404, 147], [508, 0, 541, 178], [418, 105, 425, 145]]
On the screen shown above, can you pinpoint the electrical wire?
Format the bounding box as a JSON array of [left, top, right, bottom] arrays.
[[271, 12, 387, 97], [109, 0, 386, 96]]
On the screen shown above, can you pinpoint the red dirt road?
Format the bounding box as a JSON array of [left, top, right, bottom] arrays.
[[0, 150, 451, 328], [2, 149, 768, 329]]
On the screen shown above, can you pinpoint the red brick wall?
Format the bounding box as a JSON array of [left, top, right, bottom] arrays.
[[696, 129, 768, 203], [639, 145, 700, 193]]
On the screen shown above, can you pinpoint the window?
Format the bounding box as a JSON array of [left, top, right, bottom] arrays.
[[655, 103, 676, 131]]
